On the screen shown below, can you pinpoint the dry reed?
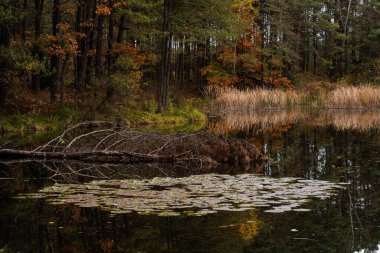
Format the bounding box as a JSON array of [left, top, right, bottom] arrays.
[[328, 86, 380, 108], [211, 85, 380, 111], [213, 88, 305, 112]]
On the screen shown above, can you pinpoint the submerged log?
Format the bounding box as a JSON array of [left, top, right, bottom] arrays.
[[0, 122, 266, 168]]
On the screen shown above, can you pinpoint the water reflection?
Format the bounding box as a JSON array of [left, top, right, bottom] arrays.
[[209, 109, 380, 135], [0, 201, 261, 253], [1, 111, 380, 252], [0, 160, 265, 184], [356, 246, 380, 253], [213, 112, 380, 253]]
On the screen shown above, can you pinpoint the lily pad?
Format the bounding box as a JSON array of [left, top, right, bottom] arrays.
[[19, 174, 346, 216]]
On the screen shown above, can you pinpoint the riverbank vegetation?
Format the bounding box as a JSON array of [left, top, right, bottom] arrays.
[[0, 102, 207, 137], [212, 85, 380, 112], [0, 0, 380, 129]]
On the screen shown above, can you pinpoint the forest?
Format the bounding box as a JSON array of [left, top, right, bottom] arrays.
[[0, 0, 379, 119], [2, 1, 380, 253]]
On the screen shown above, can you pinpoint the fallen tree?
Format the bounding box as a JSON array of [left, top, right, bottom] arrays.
[[0, 121, 266, 168]]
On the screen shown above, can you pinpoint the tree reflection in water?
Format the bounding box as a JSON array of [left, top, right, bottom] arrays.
[[1, 113, 380, 252]]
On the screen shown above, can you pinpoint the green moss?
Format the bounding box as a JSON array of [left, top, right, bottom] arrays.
[[0, 102, 208, 147], [0, 107, 84, 147], [0, 107, 81, 133], [122, 104, 207, 133]]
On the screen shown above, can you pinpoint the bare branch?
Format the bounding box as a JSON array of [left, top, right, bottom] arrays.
[[0, 121, 266, 171]]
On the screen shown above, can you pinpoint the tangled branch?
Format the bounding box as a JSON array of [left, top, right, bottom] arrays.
[[0, 122, 266, 168]]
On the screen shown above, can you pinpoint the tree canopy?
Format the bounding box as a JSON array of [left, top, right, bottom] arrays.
[[0, 0, 379, 110]]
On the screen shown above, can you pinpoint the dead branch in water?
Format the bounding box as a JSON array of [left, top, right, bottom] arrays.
[[0, 122, 266, 168]]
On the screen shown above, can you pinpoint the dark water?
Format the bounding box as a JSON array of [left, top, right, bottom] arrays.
[[1, 111, 380, 253]]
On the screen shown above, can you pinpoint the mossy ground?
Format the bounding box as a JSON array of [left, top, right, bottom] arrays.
[[0, 107, 82, 146], [0, 107, 80, 132], [122, 104, 207, 132], [0, 100, 208, 146]]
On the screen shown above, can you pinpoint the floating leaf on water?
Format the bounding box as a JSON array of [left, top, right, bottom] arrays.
[[293, 209, 311, 212], [157, 212, 181, 217], [110, 210, 132, 215], [19, 174, 347, 216], [264, 209, 285, 213]]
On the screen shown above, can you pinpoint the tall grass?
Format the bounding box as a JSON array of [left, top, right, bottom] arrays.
[[212, 88, 306, 111], [328, 86, 380, 108], [211, 85, 380, 111]]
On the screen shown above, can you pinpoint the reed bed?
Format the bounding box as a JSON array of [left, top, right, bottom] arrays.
[[328, 86, 380, 108], [213, 88, 305, 111], [211, 85, 380, 111]]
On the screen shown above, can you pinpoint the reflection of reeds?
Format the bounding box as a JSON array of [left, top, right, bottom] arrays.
[[209, 110, 304, 135], [209, 109, 380, 134], [318, 109, 380, 131]]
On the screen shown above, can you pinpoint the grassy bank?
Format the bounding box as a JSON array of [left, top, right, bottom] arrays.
[[0, 107, 81, 131], [121, 105, 207, 133], [0, 101, 208, 145], [0, 107, 82, 146], [212, 85, 380, 112]]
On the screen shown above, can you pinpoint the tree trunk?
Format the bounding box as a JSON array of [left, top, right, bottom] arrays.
[[75, 3, 83, 96], [174, 46, 183, 106], [157, 0, 173, 112], [59, 54, 68, 103], [21, 0, 28, 43], [50, 0, 61, 102], [0, 25, 11, 48], [34, 0, 44, 37], [32, 0, 45, 92], [75, 0, 94, 103], [96, 7, 104, 78], [258, 2, 266, 88], [107, 0, 115, 76], [85, 0, 97, 86], [117, 15, 125, 43], [196, 50, 203, 93]]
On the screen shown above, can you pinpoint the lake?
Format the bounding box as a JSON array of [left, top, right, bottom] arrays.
[[1, 109, 380, 253]]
